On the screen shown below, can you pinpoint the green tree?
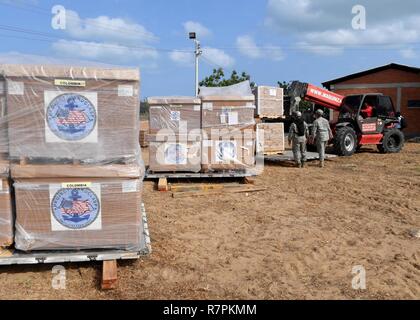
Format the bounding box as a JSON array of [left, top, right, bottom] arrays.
[[277, 81, 289, 90], [140, 99, 149, 120], [200, 68, 255, 88]]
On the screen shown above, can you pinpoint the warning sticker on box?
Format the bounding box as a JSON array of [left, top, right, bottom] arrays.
[[228, 112, 238, 125], [203, 102, 213, 110], [122, 180, 138, 193], [7, 81, 24, 95], [118, 85, 134, 97]]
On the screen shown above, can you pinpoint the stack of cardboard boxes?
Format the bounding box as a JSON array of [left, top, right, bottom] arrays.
[[147, 90, 257, 173], [253, 86, 285, 155], [0, 64, 146, 252], [200, 95, 256, 172], [147, 97, 202, 173]]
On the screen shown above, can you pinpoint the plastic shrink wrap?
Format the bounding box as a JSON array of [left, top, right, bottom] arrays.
[[253, 86, 284, 118], [148, 97, 201, 134], [0, 161, 12, 247], [148, 132, 201, 173], [13, 175, 144, 251], [1, 64, 140, 164], [147, 97, 202, 172], [199, 81, 256, 172], [256, 123, 285, 154]]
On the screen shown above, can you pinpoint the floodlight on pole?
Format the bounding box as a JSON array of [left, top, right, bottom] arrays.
[[189, 32, 202, 96]]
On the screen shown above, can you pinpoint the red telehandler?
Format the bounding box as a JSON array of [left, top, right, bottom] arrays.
[[287, 81, 405, 156]]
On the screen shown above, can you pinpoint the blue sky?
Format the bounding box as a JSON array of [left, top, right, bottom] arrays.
[[0, 0, 419, 97]]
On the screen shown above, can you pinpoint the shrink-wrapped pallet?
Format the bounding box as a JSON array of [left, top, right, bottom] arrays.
[[14, 176, 144, 251], [256, 123, 285, 155], [148, 133, 201, 173], [201, 126, 256, 172], [253, 86, 284, 118], [200, 81, 256, 172], [201, 96, 255, 131], [148, 97, 201, 134], [2, 64, 140, 163], [0, 161, 12, 247]]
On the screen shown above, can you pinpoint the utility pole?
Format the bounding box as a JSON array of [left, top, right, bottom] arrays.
[[189, 32, 202, 96]]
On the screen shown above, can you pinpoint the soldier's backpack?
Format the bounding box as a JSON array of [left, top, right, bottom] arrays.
[[295, 119, 306, 137]]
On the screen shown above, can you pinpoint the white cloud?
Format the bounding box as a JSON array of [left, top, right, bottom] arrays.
[[183, 21, 212, 38], [266, 0, 420, 33], [64, 10, 158, 45], [202, 47, 235, 68], [236, 35, 262, 59], [236, 35, 285, 61], [51, 10, 159, 65], [265, 0, 420, 56], [400, 48, 417, 59], [0, 51, 116, 66], [264, 45, 285, 61], [52, 40, 159, 64], [168, 50, 194, 66]]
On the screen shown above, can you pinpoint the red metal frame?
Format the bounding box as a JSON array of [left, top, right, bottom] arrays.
[[359, 134, 383, 145], [305, 84, 344, 111]]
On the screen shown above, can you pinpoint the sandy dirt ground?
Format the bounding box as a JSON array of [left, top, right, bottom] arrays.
[[0, 143, 419, 300]]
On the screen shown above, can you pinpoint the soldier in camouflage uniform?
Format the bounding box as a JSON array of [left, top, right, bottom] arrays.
[[311, 109, 333, 168], [288, 111, 309, 168]]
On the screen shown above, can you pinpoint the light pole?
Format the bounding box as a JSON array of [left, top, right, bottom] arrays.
[[189, 32, 202, 97]]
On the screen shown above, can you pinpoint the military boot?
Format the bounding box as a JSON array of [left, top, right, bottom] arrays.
[[319, 160, 325, 168]]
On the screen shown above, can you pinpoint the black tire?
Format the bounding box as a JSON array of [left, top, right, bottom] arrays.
[[377, 128, 404, 154], [334, 126, 358, 156]]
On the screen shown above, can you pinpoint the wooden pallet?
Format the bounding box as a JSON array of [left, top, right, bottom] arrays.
[[11, 156, 136, 166], [0, 203, 151, 291], [155, 175, 257, 192], [145, 168, 257, 192]]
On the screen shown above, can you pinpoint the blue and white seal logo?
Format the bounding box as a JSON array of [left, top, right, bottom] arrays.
[[51, 187, 100, 230], [46, 93, 96, 141]]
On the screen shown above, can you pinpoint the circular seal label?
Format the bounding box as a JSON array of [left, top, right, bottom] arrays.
[[46, 93, 96, 141], [51, 188, 100, 230], [217, 141, 237, 162], [164, 143, 187, 165]]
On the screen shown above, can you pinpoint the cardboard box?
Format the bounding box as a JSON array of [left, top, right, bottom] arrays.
[[201, 126, 255, 172], [148, 134, 201, 173], [148, 97, 201, 134], [2, 64, 140, 163], [14, 177, 144, 251], [201, 96, 255, 130], [256, 123, 285, 154], [253, 86, 284, 118]]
